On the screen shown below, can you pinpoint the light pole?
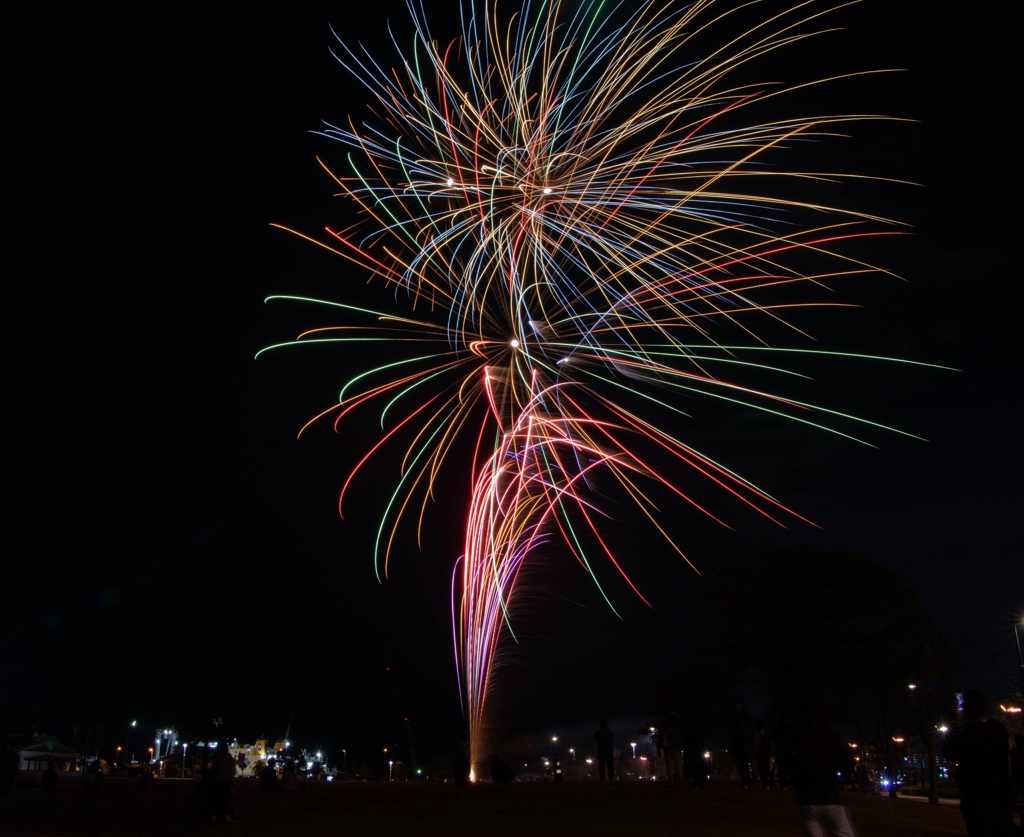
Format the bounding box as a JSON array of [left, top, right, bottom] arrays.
[[631, 742, 637, 779], [182, 743, 188, 779], [1014, 618, 1024, 692], [126, 720, 136, 764]]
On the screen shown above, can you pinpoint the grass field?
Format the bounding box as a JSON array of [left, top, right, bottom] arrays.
[[1, 775, 975, 837]]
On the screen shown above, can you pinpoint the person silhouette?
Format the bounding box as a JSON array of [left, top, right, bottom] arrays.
[[1011, 733, 1024, 805], [259, 758, 279, 791], [136, 764, 155, 791], [280, 760, 300, 791], [784, 701, 856, 837], [85, 759, 104, 792], [490, 754, 515, 783], [452, 751, 470, 784], [42, 762, 58, 794], [594, 719, 615, 781], [755, 718, 775, 789], [207, 741, 237, 822], [729, 709, 755, 789], [941, 689, 1013, 837], [0, 747, 17, 795], [659, 713, 684, 788]]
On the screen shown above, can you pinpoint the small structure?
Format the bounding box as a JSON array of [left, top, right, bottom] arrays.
[[17, 737, 81, 772]]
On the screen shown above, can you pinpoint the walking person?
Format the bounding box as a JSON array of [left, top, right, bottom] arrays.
[[785, 701, 857, 837]]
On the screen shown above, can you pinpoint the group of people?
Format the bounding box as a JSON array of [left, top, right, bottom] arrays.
[[257, 756, 304, 792]]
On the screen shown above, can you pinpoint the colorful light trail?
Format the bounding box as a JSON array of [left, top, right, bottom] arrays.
[[260, 0, 941, 773]]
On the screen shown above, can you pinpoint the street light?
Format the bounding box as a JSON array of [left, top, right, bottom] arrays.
[[1014, 618, 1024, 691], [182, 743, 188, 779], [127, 720, 136, 763]]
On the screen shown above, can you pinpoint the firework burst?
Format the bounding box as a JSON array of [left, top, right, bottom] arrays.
[[261, 0, 938, 772]]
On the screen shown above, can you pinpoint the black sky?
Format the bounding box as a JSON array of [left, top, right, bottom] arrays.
[[7, 1, 1021, 767]]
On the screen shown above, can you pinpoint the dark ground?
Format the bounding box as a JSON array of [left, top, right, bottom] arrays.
[[1, 776, 974, 836]]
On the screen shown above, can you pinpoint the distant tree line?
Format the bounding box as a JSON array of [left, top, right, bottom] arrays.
[[647, 542, 1016, 804]]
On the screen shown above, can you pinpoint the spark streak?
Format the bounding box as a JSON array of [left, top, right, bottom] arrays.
[[262, 0, 944, 772]]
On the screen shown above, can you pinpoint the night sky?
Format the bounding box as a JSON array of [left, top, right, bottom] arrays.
[[8, 1, 1020, 768]]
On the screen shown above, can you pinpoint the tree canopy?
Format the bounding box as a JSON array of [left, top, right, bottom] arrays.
[[693, 542, 933, 722]]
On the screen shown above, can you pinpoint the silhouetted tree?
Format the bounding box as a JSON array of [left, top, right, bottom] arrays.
[[694, 542, 930, 723], [900, 623, 1011, 803], [0, 701, 45, 747]]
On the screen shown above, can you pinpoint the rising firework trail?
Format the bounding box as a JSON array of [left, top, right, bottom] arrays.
[[260, 0, 942, 773]]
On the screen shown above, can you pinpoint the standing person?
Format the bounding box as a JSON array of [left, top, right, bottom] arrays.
[[684, 728, 709, 789], [259, 758, 279, 791], [659, 713, 684, 788], [729, 709, 755, 789], [0, 747, 17, 795], [755, 720, 775, 790], [942, 689, 1013, 837], [84, 759, 104, 792], [207, 741, 237, 823], [595, 719, 615, 781], [785, 701, 857, 837], [451, 751, 470, 785], [490, 754, 515, 783], [280, 760, 300, 791], [1010, 733, 1024, 804], [42, 762, 58, 794], [136, 764, 155, 791]]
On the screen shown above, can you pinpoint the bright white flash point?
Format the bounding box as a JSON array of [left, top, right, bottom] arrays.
[[447, 177, 454, 186], [510, 339, 520, 348]]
